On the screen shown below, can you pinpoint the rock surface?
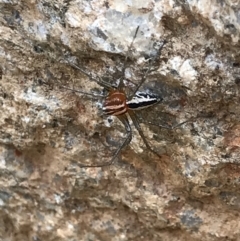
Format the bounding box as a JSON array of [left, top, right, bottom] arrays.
[[0, 0, 240, 240]]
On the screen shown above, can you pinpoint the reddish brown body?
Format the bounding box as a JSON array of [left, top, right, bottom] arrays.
[[103, 90, 128, 116]]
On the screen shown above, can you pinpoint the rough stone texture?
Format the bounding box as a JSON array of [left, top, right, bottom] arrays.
[[0, 0, 240, 240]]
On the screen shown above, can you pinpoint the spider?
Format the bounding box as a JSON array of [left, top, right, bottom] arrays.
[[62, 27, 187, 167]]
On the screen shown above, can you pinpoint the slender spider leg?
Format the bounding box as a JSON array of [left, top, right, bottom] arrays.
[[118, 26, 140, 90], [139, 117, 196, 130], [65, 26, 140, 93], [60, 85, 106, 98], [79, 114, 132, 167], [66, 59, 114, 91], [129, 40, 167, 99], [122, 26, 140, 73], [128, 110, 161, 159], [117, 115, 133, 149]]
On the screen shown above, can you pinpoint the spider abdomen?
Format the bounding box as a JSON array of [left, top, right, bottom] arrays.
[[103, 90, 128, 116], [127, 92, 161, 110]]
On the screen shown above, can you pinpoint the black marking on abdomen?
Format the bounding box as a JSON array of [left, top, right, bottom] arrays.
[[127, 92, 162, 110]]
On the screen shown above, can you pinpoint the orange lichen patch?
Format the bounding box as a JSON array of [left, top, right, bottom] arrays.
[[224, 125, 240, 148]]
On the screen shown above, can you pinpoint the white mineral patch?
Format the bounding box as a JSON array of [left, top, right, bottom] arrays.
[[18, 89, 59, 111], [169, 57, 198, 82], [168, 56, 183, 71], [21, 116, 30, 124], [0, 199, 4, 206], [0, 156, 6, 169], [60, 32, 70, 45], [29, 20, 49, 41], [89, 11, 162, 56], [54, 194, 62, 204], [18, 89, 45, 104], [37, 22, 48, 40], [204, 54, 223, 70], [179, 59, 198, 81], [65, 12, 82, 28]]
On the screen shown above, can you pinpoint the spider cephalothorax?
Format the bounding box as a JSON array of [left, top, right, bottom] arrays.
[[103, 90, 128, 116]]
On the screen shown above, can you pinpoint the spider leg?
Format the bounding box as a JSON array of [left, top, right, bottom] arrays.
[[60, 85, 107, 98], [65, 27, 140, 92], [79, 114, 132, 168], [130, 40, 167, 99], [139, 117, 195, 130], [123, 26, 139, 67], [128, 110, 161, 159], [65, 59, 114, 91], [118, 26, 140, 90]]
